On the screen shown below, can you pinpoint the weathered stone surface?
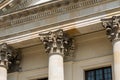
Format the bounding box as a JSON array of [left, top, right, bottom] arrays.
[[0, 43, 22, 73], [101, 16, 120, 41], [39, 29, 74, 56]]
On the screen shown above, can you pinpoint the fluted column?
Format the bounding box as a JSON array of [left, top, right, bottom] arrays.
[[102, 16, 120, 80], [0, 43, 22, 80], [39, 29, 73, 80]]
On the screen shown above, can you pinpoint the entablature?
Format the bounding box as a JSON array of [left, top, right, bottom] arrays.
[[0, 0, 119, 39], [0, 9, 120, 49], [0, 0, 114, 27]]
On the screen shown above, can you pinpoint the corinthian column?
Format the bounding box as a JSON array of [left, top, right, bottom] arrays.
[[0, 43, 22, 80], [102, 16, 120, 80], [0, 43, 10, 80], [39, 29, 73, 80]]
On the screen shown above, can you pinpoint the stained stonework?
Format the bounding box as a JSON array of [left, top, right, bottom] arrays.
[[0, 0, 112, 27], [101, 16, 120, 41], [0, 43, 22, 73], [39, 29, 74, 56]]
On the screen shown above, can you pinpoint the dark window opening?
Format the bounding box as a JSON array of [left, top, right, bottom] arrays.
[[85, 66, 112, 80], [37, 78, 48, 80]]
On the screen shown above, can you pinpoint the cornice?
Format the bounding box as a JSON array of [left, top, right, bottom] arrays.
[[0, 0, 21, 12], [0, 0, 59, 15], [0, 0, 14, 9], [0, 0, 113, 28]]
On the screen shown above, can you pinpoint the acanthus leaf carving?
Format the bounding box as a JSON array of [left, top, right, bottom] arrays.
[[0, 43, 22, 73], [39, 29, 74, 56], [101, 16, 120, 41]]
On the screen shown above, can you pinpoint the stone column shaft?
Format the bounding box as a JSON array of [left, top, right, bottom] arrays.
[[113, 41, 120, 80], [0, 67, 7, 80], [49, 54, 64, 80]]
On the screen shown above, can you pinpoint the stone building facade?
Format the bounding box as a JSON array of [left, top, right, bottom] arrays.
[[0, 0, 120, 80]]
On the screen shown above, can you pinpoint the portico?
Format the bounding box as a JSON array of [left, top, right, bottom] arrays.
[[0, 0, 120, 80]]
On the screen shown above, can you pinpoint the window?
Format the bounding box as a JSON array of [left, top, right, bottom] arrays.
[[37, 78, 48, 80], [85, 67, 112, 80]]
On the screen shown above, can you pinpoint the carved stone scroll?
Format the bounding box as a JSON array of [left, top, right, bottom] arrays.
[[0, 43, 22, 73], [39, 29, 74, 56], [101, 16, 120, 41]]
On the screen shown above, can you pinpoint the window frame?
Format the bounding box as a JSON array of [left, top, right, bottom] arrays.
[[85, 66, 112, 80]]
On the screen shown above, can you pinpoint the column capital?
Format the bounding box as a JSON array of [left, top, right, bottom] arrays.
[[0, 43, 22, 72], [101, 16, 120, 42], [39, 29, 74, 56], [0, 43, 9, 68]]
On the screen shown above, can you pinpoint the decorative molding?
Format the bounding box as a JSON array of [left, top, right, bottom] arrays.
[[0, 0, 20, 12], [0, 9, 120, 47], [0, 0, 14, 10], [0, 0, 112, 27], [101, 16, 120, 41], [39, 29, 74, 56], [0, 43, 22, 73]]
